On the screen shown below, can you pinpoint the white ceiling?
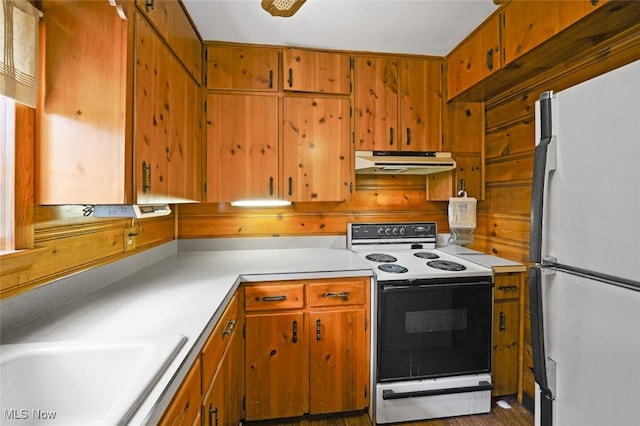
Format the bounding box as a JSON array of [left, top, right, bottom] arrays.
[[181, 0, 499, 57]]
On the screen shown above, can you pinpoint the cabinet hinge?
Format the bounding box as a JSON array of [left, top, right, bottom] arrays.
[[204, 74, 207, 87], [364, 316, 367, 330], [351, 131, 355, 144], [243, 323, 246, 339], [203, 181, 207, 194], [242, 395, 246, 411], [204, 100, 207, 114], [364, 385, 368, 399], [350, 182, 353, 194], [350, 57, 354, 69]]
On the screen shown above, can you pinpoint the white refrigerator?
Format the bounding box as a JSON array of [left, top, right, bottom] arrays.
[[529, 59, 640, 426]]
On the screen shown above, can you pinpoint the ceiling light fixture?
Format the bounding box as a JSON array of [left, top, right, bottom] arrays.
[[261, 0, 306, 17]]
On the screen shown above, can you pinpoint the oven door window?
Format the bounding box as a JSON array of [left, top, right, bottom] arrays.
[[378, 281, 492, 382]]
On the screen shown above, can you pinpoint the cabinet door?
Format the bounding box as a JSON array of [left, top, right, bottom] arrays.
[[493, 299, 520, 396], [135, 0, 202, 83], [135, 13, 201, 203], [36, 0, 130, 205], [446, 13, 501, 100], [309, 309, 367, 414], [206, 94, 278, 202], [159, 357, 201, 426], [283, 97, 352, 202], [284, 48, 351, 94], [502, 1, 560, 65], [206, 45, 279, 91], [399, 59, 443, 151], [245, 312, 308, 420], [354, 56, 399, 150]]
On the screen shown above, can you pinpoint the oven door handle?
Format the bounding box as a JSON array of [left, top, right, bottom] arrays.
[[382, 381, 493, 400]]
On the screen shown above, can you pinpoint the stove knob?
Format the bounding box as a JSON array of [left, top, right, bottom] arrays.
[[385, 227, 392, 236], [377, 228, 385, 236], [392, 227, 399, 236], [399, 227, 406, 236]]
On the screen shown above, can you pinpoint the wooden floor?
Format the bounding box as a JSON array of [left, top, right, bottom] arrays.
[[246, 397, 534, 426]]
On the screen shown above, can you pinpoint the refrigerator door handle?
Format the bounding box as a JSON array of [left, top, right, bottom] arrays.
[[529, 266, 554, 426], [530, 92, 557, 264]]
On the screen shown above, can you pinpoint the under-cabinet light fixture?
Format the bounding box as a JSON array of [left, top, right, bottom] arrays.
[[230, 200, 292, 207]]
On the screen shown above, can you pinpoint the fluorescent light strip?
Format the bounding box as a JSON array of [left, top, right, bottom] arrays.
[[230, 200, 292, 207]]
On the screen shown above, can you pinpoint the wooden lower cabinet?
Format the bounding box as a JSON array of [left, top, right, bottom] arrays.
[[492, 271, 524, 397], [159, 358, 202, 426], [244, 277, 369, 421], [245, 312, 309, 419], [201, 316, 243, 426]]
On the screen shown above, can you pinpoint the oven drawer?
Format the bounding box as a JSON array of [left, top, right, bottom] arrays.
[[375, 374, 492, 424], [308, 278, 366, 307], [245, 283, 305, 311]]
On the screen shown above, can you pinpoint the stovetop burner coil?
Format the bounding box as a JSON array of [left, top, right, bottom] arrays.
[[413, 252, 440, 260], [378, 264, 409, 274], [366, 253, 398, 263], [426, 260, 467, 271]]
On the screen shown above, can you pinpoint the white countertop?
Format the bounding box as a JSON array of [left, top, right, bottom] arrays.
[[1, 245, 373, 425]]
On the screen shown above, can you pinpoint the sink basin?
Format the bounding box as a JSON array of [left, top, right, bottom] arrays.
[[0, 334, 186, 425]]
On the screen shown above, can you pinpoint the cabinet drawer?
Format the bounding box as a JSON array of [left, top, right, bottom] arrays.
[[245, 284, 305, 311], [159, 357, 201, 426], [201, 293, 239, 392], [308, 278, 366, 307], [494, 273, 521, 300]]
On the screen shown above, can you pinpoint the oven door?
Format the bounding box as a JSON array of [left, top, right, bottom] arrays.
[[377, 277, 493, 382]]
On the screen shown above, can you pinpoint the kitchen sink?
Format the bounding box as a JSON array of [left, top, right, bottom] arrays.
[[0, 334, 186, 425]]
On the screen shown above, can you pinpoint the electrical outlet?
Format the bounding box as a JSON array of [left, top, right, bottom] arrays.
[[124, 227, 137, 252]]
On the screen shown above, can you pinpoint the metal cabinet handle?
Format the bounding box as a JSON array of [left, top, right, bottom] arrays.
[[287, 68, 293, 88], [269, 69, 273, 89], [406, 128, 411, 146], [389, 127, 394, 146], [288, 177, 293, 196], [144, 0, 155, 12], [292, 320, 298, 343], [262, 295, 287, 302], [222, 319, 236, 336], [269, 176, 274, 196], [142, 161, 152, 193], [498, 285, 519, 292], [208, 404, 218, 426], [326, 291, 349, 301], [499, 311, 506, 331], [316, 319, 321, 341], [486, 48, 494, 71]]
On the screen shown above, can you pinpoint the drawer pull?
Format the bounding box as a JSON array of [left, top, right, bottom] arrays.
[[292, 320, 298, 343], [222, 319, 236, 336], [326, 291, 349, 301], [209, 404, 218, 426], [498, 285, 519, 291], [262, 295, 287, 302]]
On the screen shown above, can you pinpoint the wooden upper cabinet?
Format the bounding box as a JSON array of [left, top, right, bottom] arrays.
[[399, 58, 443, 151], [447, 12, 501, 100], [135, 13, 201, 204], [283, 97, 352, 202], [206, 93, 278, 202], [37, 0, 131, 205], [504, 0, 611, 65], [502, 0, 560, 65], [354, 56, 399, 150], [283, 48, 351, 94], [355, 56, 442, 151], [37, 0, 202, 205], [206, 45, 279, 91], [135, 0, 202, 83]]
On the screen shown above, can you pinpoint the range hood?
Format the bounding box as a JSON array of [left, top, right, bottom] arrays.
[[355, 150, 456, 175]]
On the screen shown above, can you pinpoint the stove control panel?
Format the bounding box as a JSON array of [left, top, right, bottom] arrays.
[[349, 222, 437, 242]]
